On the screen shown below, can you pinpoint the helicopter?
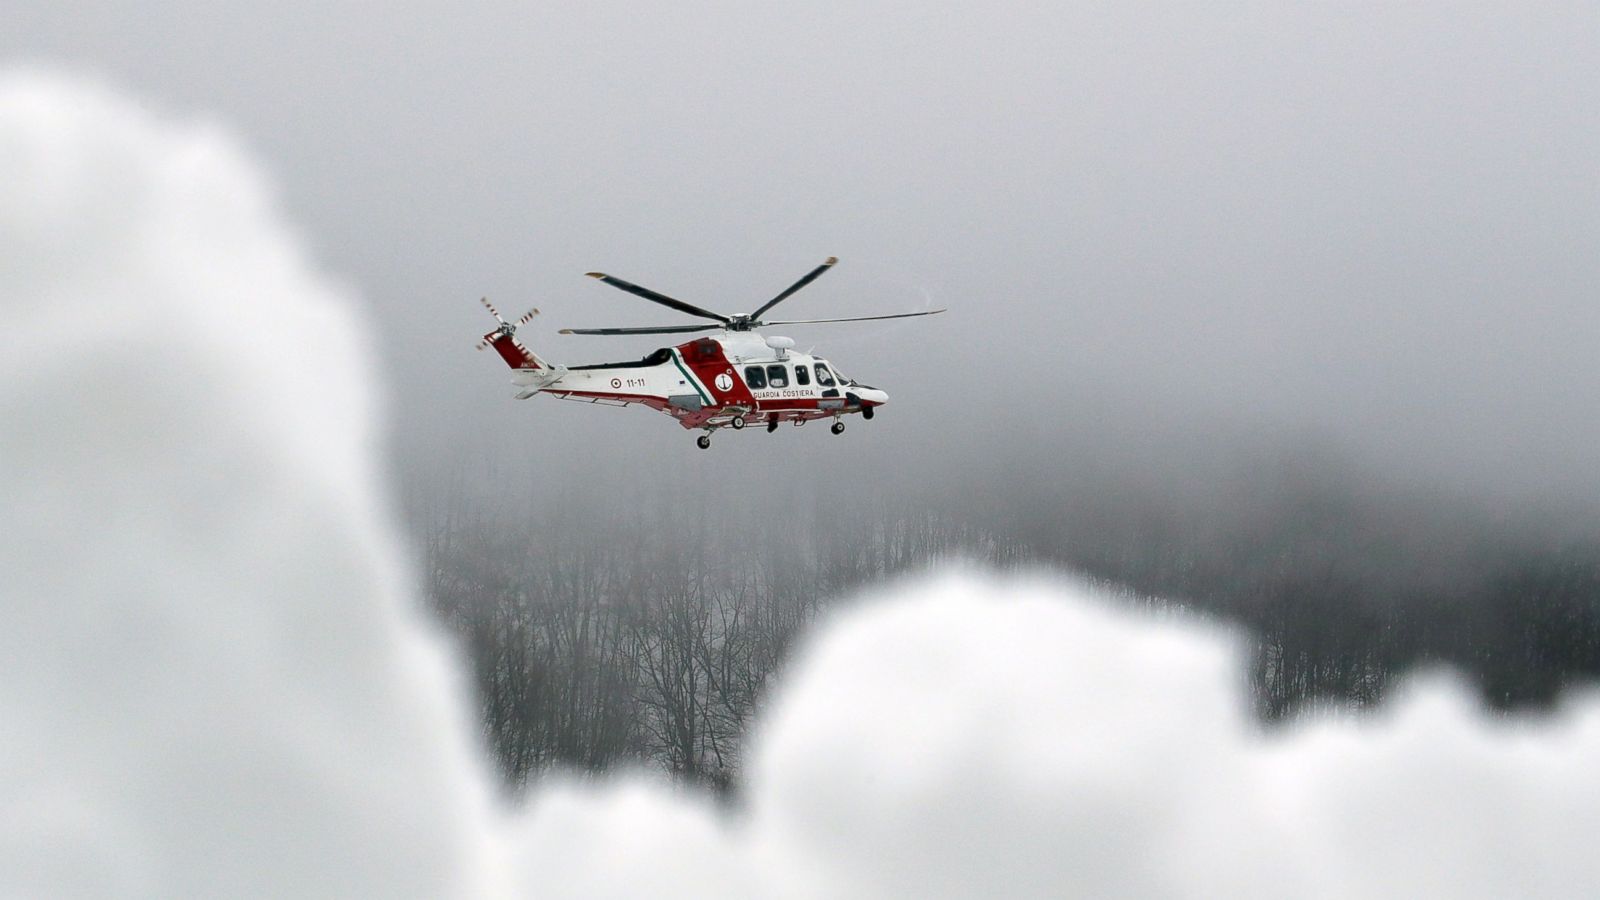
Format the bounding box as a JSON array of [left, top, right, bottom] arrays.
[[477, 257, 944, 449]]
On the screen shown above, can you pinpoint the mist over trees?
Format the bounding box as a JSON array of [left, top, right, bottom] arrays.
[[422, 486, 1022, 790], [963, 443, 1600, 719], [418, 438, 1600, 790]]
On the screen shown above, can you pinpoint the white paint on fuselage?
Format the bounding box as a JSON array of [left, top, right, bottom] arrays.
[[543, 363, 689, 400], [510, 332, 860, 414]]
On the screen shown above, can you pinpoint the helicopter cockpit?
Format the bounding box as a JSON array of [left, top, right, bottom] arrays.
[[741, 360, 826, 390]]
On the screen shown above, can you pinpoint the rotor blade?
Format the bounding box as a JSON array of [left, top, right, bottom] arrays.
[[479, 296, 505, 323], [748, 256, 838, 321], [558, 324, 723, 336], [762, 309, 947, 326], [584, 272, 729, 323]]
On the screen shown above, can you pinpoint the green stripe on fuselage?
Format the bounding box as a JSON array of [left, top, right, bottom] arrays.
[[671, 350, 713, 405]]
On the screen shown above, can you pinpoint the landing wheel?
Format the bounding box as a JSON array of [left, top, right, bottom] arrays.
[[696, 434, 712, 450], [862, 406, 875, 420], [766, 416, 779, 433], [731, 415, 746, 430], [831, 420, 846, 435]]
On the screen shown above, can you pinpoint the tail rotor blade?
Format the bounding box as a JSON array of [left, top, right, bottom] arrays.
[[477, 298, 538, 350]]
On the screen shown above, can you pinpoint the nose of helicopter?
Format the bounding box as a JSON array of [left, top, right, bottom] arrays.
[[856, 387, 889, 406]]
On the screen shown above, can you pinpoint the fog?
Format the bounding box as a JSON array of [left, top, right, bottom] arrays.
[[0, 71, 502, 896], [7, 2, 1596, 511], [7, 4, 1600, 890], [8, 68, 1600, 897]]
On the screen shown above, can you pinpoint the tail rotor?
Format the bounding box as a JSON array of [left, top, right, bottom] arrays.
[[475, 296, 540, 350]]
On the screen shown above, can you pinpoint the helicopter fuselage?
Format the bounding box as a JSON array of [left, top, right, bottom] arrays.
[[504, 331, 887, 432]]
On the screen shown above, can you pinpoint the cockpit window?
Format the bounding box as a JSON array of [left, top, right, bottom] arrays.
[[766, 364, 789, 388], [744, 365, 767, 389], [795, 365, 811, 386], [814, 363, 836, 387]]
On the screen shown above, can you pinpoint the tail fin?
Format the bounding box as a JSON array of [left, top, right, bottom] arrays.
[[484, 329, 547, 370], [475, 298, 549, 370]]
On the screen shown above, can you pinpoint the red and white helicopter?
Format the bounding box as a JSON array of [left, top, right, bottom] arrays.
[[477, 257, 943, 448]]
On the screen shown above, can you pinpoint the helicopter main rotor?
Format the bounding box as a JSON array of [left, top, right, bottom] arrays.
[[559, 256, 945, 336]]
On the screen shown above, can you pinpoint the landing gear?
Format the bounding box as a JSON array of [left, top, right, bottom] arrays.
[[766, 416, 779, 433], [831, 420, 846, 435], [696, 434, 712, 450], [731, 415, 746, 430], [862, 406, 874, 420]]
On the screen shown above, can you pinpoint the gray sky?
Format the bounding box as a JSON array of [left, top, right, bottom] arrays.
[[12, 64, 1600, 897], [8, 1, 1597, 509]]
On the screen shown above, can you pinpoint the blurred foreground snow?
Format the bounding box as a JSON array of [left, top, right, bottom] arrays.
[[3, 71, 1598, 899]]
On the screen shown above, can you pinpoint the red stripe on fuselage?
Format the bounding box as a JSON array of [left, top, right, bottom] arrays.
[[549, 390, 667, 408]]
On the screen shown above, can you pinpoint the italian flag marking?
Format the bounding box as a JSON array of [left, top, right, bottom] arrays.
[[672, 349, 713, 405]]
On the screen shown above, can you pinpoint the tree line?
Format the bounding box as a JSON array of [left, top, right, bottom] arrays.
[[423, 491, 1022, 790], [421, 461, 1600, 789]]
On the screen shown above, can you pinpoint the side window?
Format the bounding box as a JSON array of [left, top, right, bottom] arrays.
[[744, 365, 766, 389], [814, 363, 836, 386], [795, 365, 811, 386], [766, 364, 789, 388]]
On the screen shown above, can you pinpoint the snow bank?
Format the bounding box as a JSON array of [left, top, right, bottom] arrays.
[[4, 70, 1599, 899], [0, 71, 502, 898]]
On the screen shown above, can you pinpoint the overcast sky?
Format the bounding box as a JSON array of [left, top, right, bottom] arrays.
[[7, 2, 1597, 510], [13, 65, 1600, 895]]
